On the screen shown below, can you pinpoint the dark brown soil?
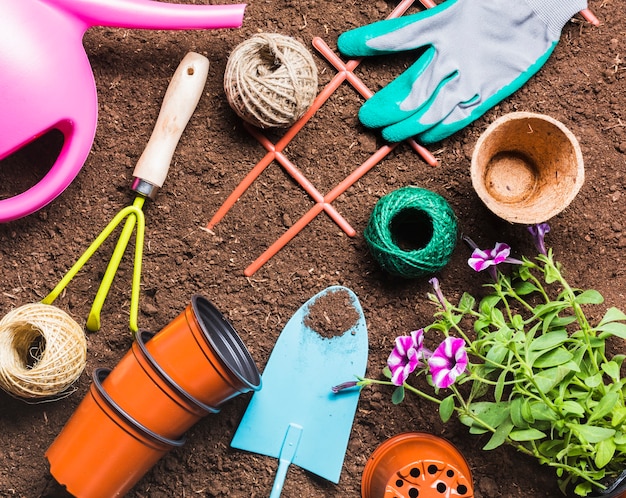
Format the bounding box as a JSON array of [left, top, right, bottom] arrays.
[[1, 1, 625, 497]]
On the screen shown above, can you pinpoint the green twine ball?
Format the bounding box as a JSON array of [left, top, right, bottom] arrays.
[[364, 186, 458, 279]]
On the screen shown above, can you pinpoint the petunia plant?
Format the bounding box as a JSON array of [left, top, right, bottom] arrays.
[[335, 223, 626, 496]]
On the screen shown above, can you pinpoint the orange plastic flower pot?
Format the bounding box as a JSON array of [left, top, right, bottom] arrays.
[[46, 368, 184, 498], [145, 295, 261, 407], [102, 330, 217, 440], [361, 432, 474, 498]]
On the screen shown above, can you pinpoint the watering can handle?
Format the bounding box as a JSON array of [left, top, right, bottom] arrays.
[[131, 52, 209, 199]]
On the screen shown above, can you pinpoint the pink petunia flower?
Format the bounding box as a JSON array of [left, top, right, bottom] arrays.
[[428, 337, 468, 389], [387, 329, 425, 386], [468, 242, 512, 272]]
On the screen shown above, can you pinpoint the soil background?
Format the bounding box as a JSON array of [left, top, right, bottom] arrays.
[[1, 1, 625, 497]]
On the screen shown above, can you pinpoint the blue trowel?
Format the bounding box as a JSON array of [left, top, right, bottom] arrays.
[[231, 286, 369, 497]]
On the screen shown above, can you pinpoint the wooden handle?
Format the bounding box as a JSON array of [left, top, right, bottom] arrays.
[[132, 52, 209, 194]]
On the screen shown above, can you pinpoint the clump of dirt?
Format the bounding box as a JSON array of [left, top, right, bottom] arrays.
[[304, 289, 361, 338]]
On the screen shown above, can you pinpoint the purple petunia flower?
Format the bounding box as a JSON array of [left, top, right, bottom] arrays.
[[528, 223, 550, 256], [429, 277, 447, 311], [388, 329, 425, 386], [331, 381, 359, 393], [428, 337, 468, 389]]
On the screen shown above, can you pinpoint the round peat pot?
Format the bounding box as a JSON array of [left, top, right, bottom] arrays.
[[102, 330, 217, 440], [46, 368, 184, 498], [361, 432, 474, 498], [146, 295, 261, 407], [471, 112, 584, 224]]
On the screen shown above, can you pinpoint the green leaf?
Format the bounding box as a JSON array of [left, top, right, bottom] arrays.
[[560, 400, 585, 417], [599, 307, 626, 325], [467, 401, 511, 429], [574, 482, 593, 497], [613, 431, 626, 444], [480, 294, 502, 313], [570, 424, 615, 443], [391, 386, 405, 404], [541, 311, 558, 335], [468, 424, 490, 435], [544, 264, 560, 284], [533, 365, 572, 394], [439, 395, 455, 423], [532, 348, 574, 368], [513, 281, 538, 296], [458, 292, 476, 313], [612, 408, 626, 428], [601, 361, 621, 381], [598, 321, 626, 340], [533, 301, 568, 318], [595, 438, 616, 468], [550, 315, 577, 328], [599, 306, 626, 325], [382, 366, 392, 379], [538, 439, 565, 457], [584, 372, 603, 388], [528, 330, 568, 352], [588, 392, 620, 423], [574, 289, 604, 305], [494, 370, 507, 403], [483, 418, 514, 450], [521, 399, 535, 424], [509, 428, 547, 441], [530, 401, 558, 422], [510, 397, 528, 428], [511, 313, 524, 330], [485, 344, 509, 367]]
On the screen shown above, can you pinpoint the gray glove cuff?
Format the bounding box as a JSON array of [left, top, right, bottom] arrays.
[[524, 0, 588, 38]]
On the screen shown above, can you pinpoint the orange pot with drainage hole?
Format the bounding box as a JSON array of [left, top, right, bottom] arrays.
[[145, 294, 261, 407], [46, 368, 185, 498], [102, 330, 218, 440], [361, 432, 474, 498]]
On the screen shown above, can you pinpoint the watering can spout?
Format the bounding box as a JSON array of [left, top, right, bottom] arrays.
[[46, 0, 247, 31]]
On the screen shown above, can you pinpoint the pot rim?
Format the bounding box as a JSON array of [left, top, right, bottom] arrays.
[[191, 294, 261, 391], [93, 368, 186, 449]]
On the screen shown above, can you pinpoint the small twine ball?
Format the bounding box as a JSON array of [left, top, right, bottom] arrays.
[[0, 303, 87, 400], [364, 186, 458, 279], [224, 33, 318, 128]]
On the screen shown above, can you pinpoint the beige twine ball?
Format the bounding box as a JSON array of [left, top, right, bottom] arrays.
[[0, 303, 87, 400], [224, 33, 318, 129]]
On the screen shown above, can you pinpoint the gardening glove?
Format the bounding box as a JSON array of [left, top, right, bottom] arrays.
[[337, 0, 587, 144]]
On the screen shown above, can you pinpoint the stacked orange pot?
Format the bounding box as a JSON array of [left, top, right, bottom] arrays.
[[46, 295, 261, 498]]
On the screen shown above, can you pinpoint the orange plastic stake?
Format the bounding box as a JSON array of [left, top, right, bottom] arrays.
[[580, 8, 599, 26]]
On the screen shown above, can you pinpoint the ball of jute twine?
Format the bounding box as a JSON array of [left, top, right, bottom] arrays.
[[224, 33, 318, 129], [0, 303, 87, 400], [364, 186, 458, 279]]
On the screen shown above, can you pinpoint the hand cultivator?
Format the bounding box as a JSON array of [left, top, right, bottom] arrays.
[[43, 52, 209, 334]]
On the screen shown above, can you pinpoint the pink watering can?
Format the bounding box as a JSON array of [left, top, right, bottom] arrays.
[[0, 0, 246, 223]]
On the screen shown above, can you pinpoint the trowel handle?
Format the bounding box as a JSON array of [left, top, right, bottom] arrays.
[[132, 51, 209, 199], [269, 423, 303, 498]]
